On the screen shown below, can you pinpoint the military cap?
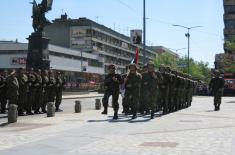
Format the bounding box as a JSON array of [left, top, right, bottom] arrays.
[[129, 63, 137, 69], [108, 64, 116, 69]]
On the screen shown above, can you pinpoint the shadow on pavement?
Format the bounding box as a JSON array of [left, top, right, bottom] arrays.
[[205, 110, 214, 112], [0, 122, 8, 127]]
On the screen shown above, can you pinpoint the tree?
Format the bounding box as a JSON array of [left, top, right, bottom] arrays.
[[153, 52, 177, 69], [153, 53, 211, 83]]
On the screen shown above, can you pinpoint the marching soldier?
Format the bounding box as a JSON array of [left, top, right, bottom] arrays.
[[141, 62, 160, 119], [34, 69, 43, 114], [124, 63, 141, 119], [41, 70, 49, 113], [101, 64, 123, 119], [6, 70, 19, 106], [48, 70, 56, 103], [209, 70, 225, 111], [26, 68, 36, 115], [17, 68, 28, 116], [0, 70, 8, 113], [159, 65, 170, 114], [55, 71, 64, 112]]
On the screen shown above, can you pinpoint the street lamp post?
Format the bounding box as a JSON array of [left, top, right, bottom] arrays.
[[172, 25, 202, 74], [143, 0, 146, 64]]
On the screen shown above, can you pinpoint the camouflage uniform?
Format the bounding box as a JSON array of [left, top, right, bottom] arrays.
[[41, 70, 49, 113], [0, 71, 8, 113], [48, 71, 56, 102], [34, 70, 43, 114], [141, 63, 162, 118], [17, 69, 28, 115], [125, 70, 141, 119], [101, 65, 122, 119], [209, 71, 225, 111], [6, 71, 19, 106], [26, 70, 36, 115], [159, 66, 170, 114], [55, 72, 64, 111]]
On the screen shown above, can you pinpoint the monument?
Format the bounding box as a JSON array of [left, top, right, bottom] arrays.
[[26, 0, 53, 70]]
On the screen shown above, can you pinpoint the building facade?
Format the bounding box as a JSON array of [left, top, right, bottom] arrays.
[[0, 41, 104, 84], [215, 0, 235, 71], [224, 0, 235, 42], [44, 14, 157, 74]]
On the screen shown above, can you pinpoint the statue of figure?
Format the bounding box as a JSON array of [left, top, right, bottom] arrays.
[[31, 0, 53, 32]]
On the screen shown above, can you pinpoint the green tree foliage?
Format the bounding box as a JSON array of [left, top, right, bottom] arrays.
[[153, 52, 177, 69], [153, 53, 211, 83], [224, 36, 235, 54]]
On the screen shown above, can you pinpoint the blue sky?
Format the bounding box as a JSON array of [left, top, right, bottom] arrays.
[[0, 0, 224, 67]]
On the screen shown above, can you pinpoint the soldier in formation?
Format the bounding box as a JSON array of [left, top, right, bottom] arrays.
[[102, 63, 196, 120], [0, 68, 66, 116]]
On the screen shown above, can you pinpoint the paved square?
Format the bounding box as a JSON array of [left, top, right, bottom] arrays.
[[0, 96, 235, 155]]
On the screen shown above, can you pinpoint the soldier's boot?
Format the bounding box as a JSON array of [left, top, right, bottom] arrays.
[[218, 104, 221, 111], [101, 107, 108, 115], [113, 111, 118, 120], [150, 111, 155, 119], [18, 109, 25, 116], [132, 113, 137, 119]]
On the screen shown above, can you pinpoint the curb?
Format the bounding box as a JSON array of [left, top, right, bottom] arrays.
[[62, 95, 103, 100]]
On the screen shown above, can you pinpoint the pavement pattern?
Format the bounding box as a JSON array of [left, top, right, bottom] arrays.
[[0, 96, 235, 155]]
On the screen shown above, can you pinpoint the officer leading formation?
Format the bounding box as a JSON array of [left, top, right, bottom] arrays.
[[0, 68, 66, 116], [101, 63, 205, 120]]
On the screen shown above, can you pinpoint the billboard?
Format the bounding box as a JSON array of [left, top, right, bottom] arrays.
[[130, 29, 142, 44]]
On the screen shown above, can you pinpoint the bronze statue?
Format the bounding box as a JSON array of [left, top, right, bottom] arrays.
[[31, 0, 53, 32]]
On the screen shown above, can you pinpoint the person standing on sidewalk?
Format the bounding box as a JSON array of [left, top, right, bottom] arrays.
[[101, 64, 123, 119], [209, 70, 225, 111], [6, 70, 19, 106]]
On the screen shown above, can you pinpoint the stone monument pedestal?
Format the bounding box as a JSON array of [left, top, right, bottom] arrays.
[[26, 32, 50, 70]]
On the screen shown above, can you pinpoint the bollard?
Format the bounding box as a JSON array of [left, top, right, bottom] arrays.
[[8, 104, 18, 123], [47, 102, 55, 117], [95, 99, 101, 110], [75, 100, 81, 113]]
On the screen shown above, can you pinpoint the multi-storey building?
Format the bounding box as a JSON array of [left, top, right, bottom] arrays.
[[44, 14, 157, 73], [224, 0, 235, 43]]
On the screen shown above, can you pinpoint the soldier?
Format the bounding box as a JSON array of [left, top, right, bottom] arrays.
[[101, 64, 123, 119], [55, 71, 64, 112], [17, 68, 28, 116], [48, 70, 56, 103], [124, 63, 141, 119], [6, 70, 19, 106], [159, 65, 170, 114], [26, 68, 36, 115], [209, 70, 225, 111], [141, 62, 160, 119], [121, 65, 129, 114], [34, 69, 43, 114], [0, 70, 8, 113], [41, 70, 49, 113], [165, 66, 174, 113]]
